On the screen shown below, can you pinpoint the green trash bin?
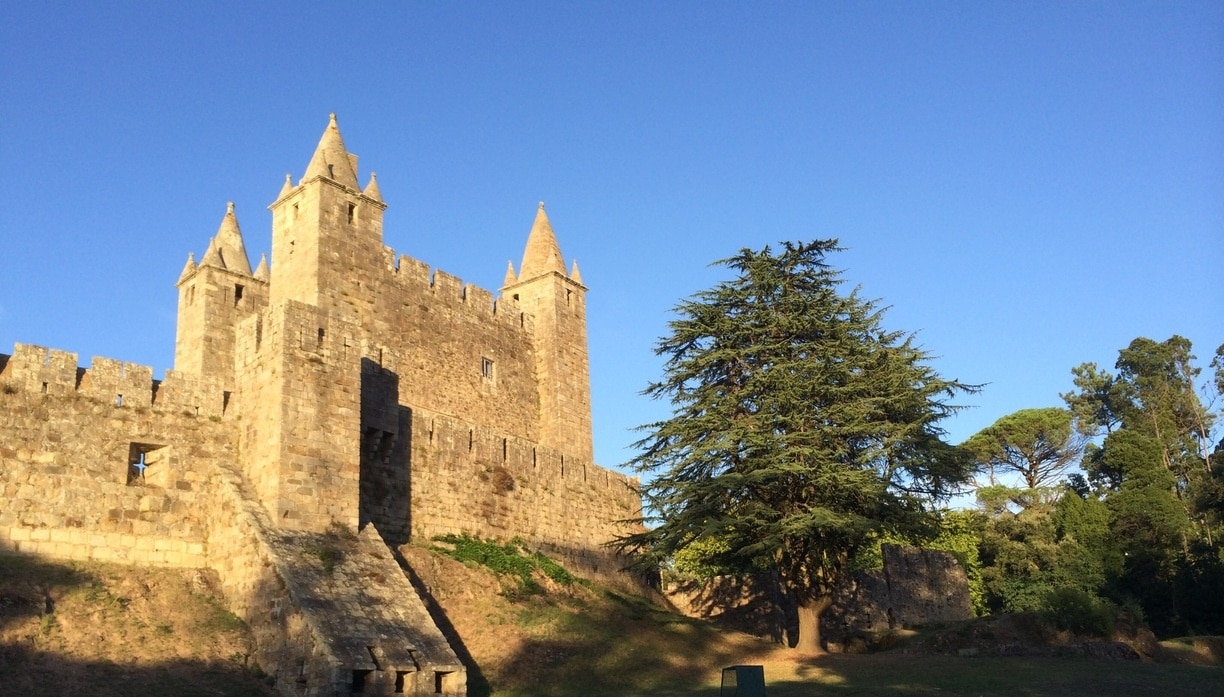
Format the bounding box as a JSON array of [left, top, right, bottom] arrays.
[[720, 665, 766, 697]]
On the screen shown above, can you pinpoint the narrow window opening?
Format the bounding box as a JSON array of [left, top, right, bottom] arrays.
[[512, 293, 519, 301], [292, 203, 299, 219], [41, 382, 47, 394], [317, 327, 325, 347], [328, 164, 335, 178], [395, 670, 409, 693], [468, 429, 474, 451], [502, 438, 508, 462], [234, 284, 244, 306], [115, 393, 123, 407], [566, 288, 572, 305], [347, 202, 356, 224], [481, 357, 494, 380], [127, 443, 168, 486]]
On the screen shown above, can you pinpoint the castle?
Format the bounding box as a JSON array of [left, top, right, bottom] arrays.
[[0, 115, 642, 695]]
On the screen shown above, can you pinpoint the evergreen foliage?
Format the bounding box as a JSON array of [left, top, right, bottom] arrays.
[[963, 407, 1086, 493], [618, 240, 977, 651], [1061, 336, 1223, 636]]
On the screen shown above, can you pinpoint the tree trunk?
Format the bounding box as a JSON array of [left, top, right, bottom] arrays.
[[793, 594, 832, 654]]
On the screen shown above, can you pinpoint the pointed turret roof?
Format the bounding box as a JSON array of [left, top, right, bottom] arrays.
[[503, 260, 518, 288], [200, 236, 225, 269], [213, 202, 252, 275], [363, 172, 383, 202], [518, 202, 567, 280], [177, 252, 197, 284], [253, 254, 270, 282], [569, 260, 583, 285], [278, 173, 294, 200], [303, 113, 359, 189]]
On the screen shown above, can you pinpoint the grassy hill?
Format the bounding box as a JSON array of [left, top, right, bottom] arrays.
[[1, 545, 1220, 697]]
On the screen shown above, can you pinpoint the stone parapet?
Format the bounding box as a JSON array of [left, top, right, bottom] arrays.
[[0, 344, 230, 418]]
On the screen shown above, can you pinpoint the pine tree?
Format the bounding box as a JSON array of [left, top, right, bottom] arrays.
[[619, 240, 976, 652]]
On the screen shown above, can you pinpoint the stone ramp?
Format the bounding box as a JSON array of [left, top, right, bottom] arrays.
[[209, 470, 466, 696], [268, 523, 466, 695]]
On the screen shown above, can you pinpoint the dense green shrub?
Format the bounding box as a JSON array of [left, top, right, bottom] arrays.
[[1044, 587, 1115, 637]]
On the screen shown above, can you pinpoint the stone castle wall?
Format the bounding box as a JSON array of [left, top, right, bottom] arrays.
[[0, 344, 233, 566], [0, 341, 640, 579], [406, 408, 640, 577]]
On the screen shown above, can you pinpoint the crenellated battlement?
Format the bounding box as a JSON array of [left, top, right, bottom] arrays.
[[418, 408, 638, 493], [387, 252, 529, 330], [0, 344, 229, 418]]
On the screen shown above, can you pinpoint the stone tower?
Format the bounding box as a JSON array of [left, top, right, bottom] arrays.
[[173, 202, 269, 391], [501, 203, 594, 461], [268, 112, 388, 322]]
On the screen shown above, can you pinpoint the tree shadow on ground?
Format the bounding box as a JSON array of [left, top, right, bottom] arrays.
[[0, 644, 275, 697]]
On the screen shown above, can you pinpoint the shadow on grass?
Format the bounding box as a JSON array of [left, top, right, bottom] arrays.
[[609, 653, 1224, 697], [392, 546, 494, 697], [0, 644, 275, 697], [0, 554, 275, 697], [0, 554, 99, 633]]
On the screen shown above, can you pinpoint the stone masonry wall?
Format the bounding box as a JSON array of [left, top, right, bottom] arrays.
[[354, 255, 543, 446], [406, 408, 641, 579], [233, 300, 362, 533], [0, 344, 233, 566]]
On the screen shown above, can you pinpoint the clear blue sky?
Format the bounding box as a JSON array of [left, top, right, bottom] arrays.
[[2, 2, 1221, 475]]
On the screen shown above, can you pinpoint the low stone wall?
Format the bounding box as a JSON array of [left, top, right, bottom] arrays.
[[666, 544, 973, 648]]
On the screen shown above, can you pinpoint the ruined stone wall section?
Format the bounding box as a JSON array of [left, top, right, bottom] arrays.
[[407, 408, 640, 577], [0, 371, 234, 566]]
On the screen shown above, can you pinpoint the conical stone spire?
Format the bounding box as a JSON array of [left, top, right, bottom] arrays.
[[213, 202, 252, 275], [569, 260, 583, 285], [278, 173, 294, 200], [518, 202, 567, 280], [177, 252, 197, 284], [253, 254, 270, 282], [362, 172, 383, 202], [502, 260, 518, 288], [200, 236, 225, 269], [303, 113, 359, 189]]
